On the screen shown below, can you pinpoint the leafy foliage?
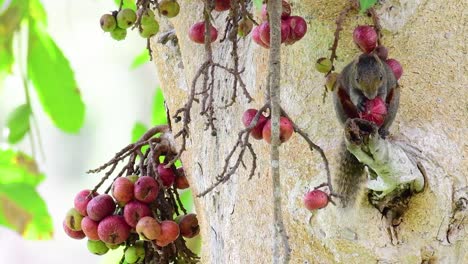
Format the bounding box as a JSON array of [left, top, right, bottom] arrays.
[[131, 49, 151, 69], [1, 0, 85, 133], [0, 150, 52, 239], [131, 122, 148, 142], [0, 0, 83, 240], [0, 1, 25, 86], [113, 0, 137, 10], [5, 104, 31, 144], [152, 87, 167, 125], [0, 183, 53, 240], [28, 21, 85, 133], [359, 0, 377, 13]]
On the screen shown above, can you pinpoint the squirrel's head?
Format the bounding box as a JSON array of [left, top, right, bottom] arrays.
[[353, 53, 384, 99]]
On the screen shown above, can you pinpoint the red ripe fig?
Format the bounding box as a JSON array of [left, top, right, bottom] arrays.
[[359, 97, 388, 127], [303, 190, 329, 211], [374, 45, 388, 60], [134, 176, 159, 203], [86, 194, 116, 222], [284, 16, 307, 44], [176, 214, 200, 238], [74, 189, 98, 216], [63, 220, 86, 239], [262, 117, 294, 144], [353, 25, 377, 53], [386, 59, 403, 80], [260, 1, 292, 21], [259, 21, 291, 45], [136, 216, 162, 240], [252, 26, 269, 48], [157, 164, 176, 187], [81, 216, 100, 241], [123, 200, 152, 227], [175, 168, 190, 189], [156, 239, 171, 247], [189, 21, 218, 44], [98, 215, 131, 245], [242, 109, 268, 140], [214, 0, 230, 12], [156, 220, 180, 246], [111, 177, 134, 205]]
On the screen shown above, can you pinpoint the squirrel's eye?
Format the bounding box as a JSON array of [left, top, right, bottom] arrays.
[[379, 75, 383, 80], [355, 78, 359, 82]]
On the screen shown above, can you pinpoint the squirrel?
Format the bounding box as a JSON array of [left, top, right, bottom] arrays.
[[332, 53, 400, 207]]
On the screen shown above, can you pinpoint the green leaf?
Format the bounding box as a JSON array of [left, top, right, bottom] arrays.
[[5, 104, 31, 143], [0, 0, 26, 30], [0, 1, 27, 83], [28, 0, 47, 25], [27, 22, 85, 133], [0, 183, 53, 240], [113, 0, 137, 10], [131, 49, 150, 69], [131, 122, 148, 142], [359, 0, 377, 13], [131, 122, 148, 154], [0, 149, 45, 187], [151, 87, 167, 126], [253, 0, 262, 10], [179, 190, 194, 213]]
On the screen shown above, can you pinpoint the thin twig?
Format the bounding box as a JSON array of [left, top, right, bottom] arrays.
[[368, 7, 382, 46], [197, 103, 270, 197]]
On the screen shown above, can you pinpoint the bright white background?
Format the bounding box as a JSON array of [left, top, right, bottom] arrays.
[[0, 0, 158, 263]]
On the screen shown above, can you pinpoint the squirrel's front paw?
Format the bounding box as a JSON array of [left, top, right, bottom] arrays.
[[357, 98, 367, 112], [379, 127, 389, 139]]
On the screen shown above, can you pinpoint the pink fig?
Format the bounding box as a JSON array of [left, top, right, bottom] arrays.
[[86, 194, 116, 222]]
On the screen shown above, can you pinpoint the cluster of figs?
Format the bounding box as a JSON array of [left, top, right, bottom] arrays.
[[63, 166, 198, 263]]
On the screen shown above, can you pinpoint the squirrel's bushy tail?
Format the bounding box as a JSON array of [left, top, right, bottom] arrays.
[[334, 141, 367, 208]]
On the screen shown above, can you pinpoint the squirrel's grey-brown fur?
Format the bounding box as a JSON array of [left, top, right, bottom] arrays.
[[333, 53, 400, 207]]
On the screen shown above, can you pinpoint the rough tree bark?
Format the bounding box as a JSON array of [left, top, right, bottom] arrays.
[[150, 0, 467, 263]]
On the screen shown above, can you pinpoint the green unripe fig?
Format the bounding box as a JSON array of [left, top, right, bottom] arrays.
[[111, 27, 127, 41], [117, 8, 137, 29], [106, 243, 121, 250], [124, 243, 145, 264], [135, 241, 145, 258], [159, 0, 180, 18], [65, 208, 84, 231], [325, 72, 339, 92], [100, 14, 117, 32], [139, 21, 159, 38], [126, 175, 139, 183], [137, 8, 155, 25], [87, 240, 109, 255], [315, 57, 333, 73]]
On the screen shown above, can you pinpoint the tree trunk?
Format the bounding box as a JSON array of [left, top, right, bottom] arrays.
[[150, 0, 467, 262]]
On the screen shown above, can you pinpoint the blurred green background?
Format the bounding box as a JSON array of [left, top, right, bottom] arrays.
[[0, 0, 197, 263]]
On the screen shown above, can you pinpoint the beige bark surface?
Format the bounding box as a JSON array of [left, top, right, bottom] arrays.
[[151, 0, 467, 263]]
